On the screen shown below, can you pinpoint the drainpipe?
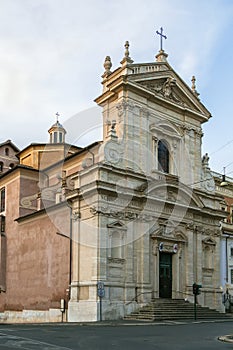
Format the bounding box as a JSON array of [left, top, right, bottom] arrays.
[[66, 200, 73, 288], [225, 233, 229, 284]]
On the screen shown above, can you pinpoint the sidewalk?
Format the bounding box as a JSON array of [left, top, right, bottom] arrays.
[[4, 317, 231, 327]]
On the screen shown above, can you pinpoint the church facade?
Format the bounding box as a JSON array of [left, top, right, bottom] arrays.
[[0, 42, 226, 323], [67, 43, 225, 321]]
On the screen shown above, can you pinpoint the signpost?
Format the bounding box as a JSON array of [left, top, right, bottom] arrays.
[[97, 281, 105, 321]]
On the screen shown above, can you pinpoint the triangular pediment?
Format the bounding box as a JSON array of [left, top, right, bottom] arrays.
[[129, 73, 211, 118], [174, 231, 187, 242], [107, 221, 126, 230], [150, 222, 187, 242], [202, 237, 216, 246]]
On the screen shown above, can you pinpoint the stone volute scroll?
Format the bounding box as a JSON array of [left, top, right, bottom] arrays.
[[103, 121, 123, 165], [20, 193, 38, 210]]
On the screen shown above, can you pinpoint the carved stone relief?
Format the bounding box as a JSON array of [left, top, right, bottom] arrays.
[[138, 78, 186, 107]]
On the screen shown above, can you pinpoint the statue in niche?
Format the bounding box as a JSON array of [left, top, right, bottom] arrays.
[[202, 153, 209, 168]]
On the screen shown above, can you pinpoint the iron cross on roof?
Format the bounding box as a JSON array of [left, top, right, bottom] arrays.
[[156, 27, 167, 51]]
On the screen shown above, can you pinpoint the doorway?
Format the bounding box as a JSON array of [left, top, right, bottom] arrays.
[[159, 253, 172, 298]]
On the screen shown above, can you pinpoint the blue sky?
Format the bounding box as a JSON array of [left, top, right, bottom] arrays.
[[1, 0, 233, 174]]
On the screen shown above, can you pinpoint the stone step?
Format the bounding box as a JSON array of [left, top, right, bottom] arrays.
[[138, 307, 225, 313], [124, 299, 233, 321], [125, 314, 228, 318]]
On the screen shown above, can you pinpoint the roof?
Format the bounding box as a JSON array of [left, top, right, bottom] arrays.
[[16, 142, 81, 157], [0, 139, 20, 152], [0, 164, 39, 180], [51, 121, 64, 128], [48, 120, 66, 132], [42, 140, 102, 171]]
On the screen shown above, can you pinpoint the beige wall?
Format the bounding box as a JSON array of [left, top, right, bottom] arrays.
[[0, 167, 70, 316], [0, 207, 70, 312]]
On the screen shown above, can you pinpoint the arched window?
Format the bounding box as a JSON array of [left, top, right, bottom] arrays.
[[59, 132, 63, 143], [0, 162, 3, 172], [9, 163, 14, 169], [158, 140, 169, 173], [5, 148, 9, 156], [54, 132, 58, 143]]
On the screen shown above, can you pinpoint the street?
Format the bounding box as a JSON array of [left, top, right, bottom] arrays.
[[0, 321, 233, 349]]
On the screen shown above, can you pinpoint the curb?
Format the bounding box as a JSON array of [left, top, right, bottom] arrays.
[[1, 319, 233, 327]]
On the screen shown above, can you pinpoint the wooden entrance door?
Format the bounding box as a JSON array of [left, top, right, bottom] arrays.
[[159, 253, 172, 298]]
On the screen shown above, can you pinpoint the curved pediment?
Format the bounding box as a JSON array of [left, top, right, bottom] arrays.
[[150, 120, 181, 138]]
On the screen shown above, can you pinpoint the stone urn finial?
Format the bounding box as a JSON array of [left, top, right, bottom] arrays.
[[103, 56, 112, 76], [124, 41, 130, 58], [120, 41, 134, 65]]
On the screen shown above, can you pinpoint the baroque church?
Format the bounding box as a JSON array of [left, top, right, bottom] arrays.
[[0, 39, 227, 322]]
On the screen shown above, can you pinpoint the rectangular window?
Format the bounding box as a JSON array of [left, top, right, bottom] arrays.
[[0, 216, 5, 233], [0, 188, 5, 212], [231, 248, 233, 257], [111, 232, 122, 259], [54, 132, 57, 143]]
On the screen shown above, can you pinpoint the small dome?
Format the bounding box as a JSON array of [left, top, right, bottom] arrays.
[[48, 114, 66, 144], [50, 120, 64, 129]]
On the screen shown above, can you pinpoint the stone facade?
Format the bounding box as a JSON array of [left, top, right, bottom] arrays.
[[66, 46, 225, 321]]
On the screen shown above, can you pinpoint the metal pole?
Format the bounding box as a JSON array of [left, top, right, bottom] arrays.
[[100, 296, 102, 321], [194, 294, 197, 320]]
